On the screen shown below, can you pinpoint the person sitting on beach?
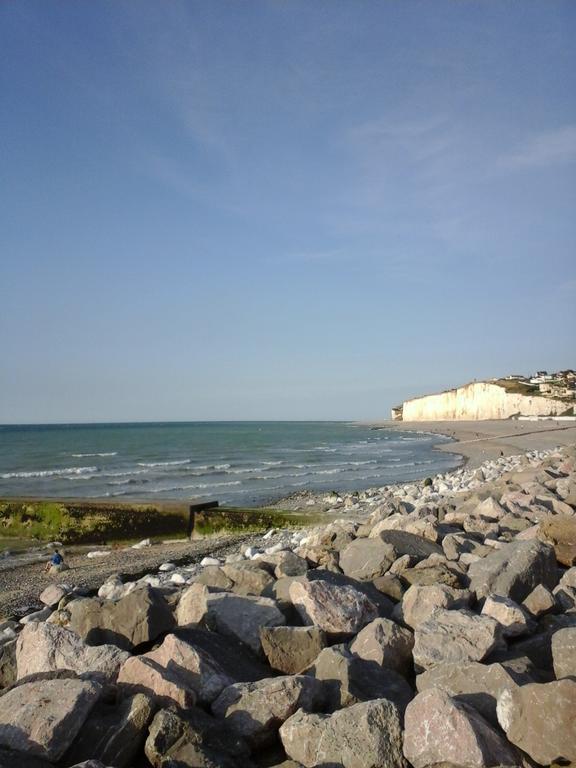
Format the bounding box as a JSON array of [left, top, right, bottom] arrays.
[[45, 549, 66, 573]]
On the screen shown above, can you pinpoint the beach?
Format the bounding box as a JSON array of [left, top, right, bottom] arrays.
[[373, 418, 576, 468]]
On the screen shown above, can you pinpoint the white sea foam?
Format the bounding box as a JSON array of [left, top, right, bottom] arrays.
[[137, 459, 191, 468], [1, 466, 98, 479], [71, 452, 118, 457]]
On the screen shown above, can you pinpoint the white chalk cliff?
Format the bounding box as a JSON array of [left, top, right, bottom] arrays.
[[397, 381, 570, 421]]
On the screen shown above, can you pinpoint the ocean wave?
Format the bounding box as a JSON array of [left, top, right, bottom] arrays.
[[137, 459, 191, 468], [71, 452, 118, 457], [103, 469, 149, 478], [1, 466, 98, 480]]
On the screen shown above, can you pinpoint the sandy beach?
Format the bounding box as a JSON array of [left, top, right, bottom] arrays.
[[375, 418, 576, 468]]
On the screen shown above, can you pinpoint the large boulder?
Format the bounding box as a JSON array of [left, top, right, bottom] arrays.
[[416, 661, 519, 726], [117, 633, 233, 707], [260, 626, 326, 675], [280, 698, 407, 768], [221, 562, 275, 596], [442, 533, 491, 561], [212, 675, 325, 747], [552, 627, 576, 679], [62, 693, 154, 768], [145, 706, 253, 768], [0, 641, 17, 690], [401, 562, 466, 589], [413, 609, 502, 671], [172, 627, 273, 684], [395, 584, 471, 629], [481, 595, 531, 637], [257, 550, 309, 578], [177, 584, 286, 655], [349, 617, 414, 676], [289, 579, 377, 634], [403, 688, 518, 768], [16, 622, 129, 682], [65, 586, 174, 650], [537, 515, 576, 566], [0, 678, 101, 762], [468, 540, 557, 603], [310, 645, 413, 714], [377, 530, 443, 560], [497, 679, 576, 765], [339, 537, 397, 581], [0, 749, 54, 768]]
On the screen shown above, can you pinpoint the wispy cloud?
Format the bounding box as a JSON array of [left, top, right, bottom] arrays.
[[500, 125, 576, 169]]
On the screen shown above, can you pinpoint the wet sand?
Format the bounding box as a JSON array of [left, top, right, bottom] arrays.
[[374, 419, 576, 468]]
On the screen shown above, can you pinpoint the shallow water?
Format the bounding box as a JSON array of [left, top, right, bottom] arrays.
[[0, 421, 460, 506]]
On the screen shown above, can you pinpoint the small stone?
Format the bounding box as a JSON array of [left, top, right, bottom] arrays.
[[158, 562, 176, 572], [200, 556, 220, 566]]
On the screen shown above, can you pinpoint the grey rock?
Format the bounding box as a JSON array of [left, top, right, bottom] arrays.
[[177, 584, 285, 655], [16, 622, 129, 682], [468, 540, 558, 603], [289, 579, 378, 635], [0, 678, 101, 762], [522, 584, 555, 617], [260, 626, 327, 675], [378, 530, 443, 560], [221, 562, 275, 596], [280, 697, 407, 768], [396, 584, 471, 629], [416, 661, 519, 726], [311, 644, 413, 714], [404, 688, 519, 768], [497, 679, 576, 765], [212, 675, 325, 747], [413, 609, 502, 671], [62, 693, 154, 768], [117, 632, 233, 707], [0, 641, 17, 690], [339, 537, 396, 581], [552, 627, 576, 679], [349, 617, 414, 676], [145, 706, 254, 768], [66, 586, 174, 650]]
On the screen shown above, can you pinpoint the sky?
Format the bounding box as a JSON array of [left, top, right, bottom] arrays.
[[1, 1, 575, 423]]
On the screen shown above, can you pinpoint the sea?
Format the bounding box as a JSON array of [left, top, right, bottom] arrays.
[[0, 422, 461, 507]]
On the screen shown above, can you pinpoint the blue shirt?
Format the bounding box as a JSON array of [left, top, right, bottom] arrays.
[[51, 553, 63, 565]]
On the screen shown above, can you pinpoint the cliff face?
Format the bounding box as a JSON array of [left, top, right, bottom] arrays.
[[400, 381, 569, 421]]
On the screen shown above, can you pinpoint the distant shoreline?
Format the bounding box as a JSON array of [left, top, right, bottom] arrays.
[[365, 418, 576, 469]]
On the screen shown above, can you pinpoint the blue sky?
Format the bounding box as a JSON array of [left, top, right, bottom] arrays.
[[1, 1, 575, 423]]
